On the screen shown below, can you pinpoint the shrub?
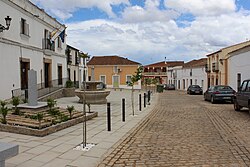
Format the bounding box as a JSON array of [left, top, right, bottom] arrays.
[[66, 105, 75, 119], [66, 80, 74, 88], [11, 96, 20, 115], [0, 100, 10, 124]]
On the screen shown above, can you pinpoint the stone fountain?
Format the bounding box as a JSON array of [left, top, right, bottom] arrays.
[[75, 81, 110, 104]]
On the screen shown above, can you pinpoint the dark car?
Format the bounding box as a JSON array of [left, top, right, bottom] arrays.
[[187, 85, 203, 95], [233, 79, 250, 111], [164, 84, 175, 90], [204, 85, 235, 104]]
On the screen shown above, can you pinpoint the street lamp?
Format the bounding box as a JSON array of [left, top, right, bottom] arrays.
[[0, 16, 12, 33]]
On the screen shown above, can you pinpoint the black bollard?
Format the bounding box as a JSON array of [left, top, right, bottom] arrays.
[[107, 103, 111, 131], [144, 93, 146, 108], [148, 90, 151, 103], [122, 98, 125, 122], [139, 94, 142, 111]]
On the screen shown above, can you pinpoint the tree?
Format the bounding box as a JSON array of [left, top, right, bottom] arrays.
[[66, 105, 75, 119], [11, 96, 20, 115], [0, 101, 10, 124], [127, 66, 143, 116], [152, 78, 158, 93], [144, 78, 152, 91]]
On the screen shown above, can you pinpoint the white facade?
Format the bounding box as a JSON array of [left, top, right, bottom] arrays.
[[0, 0, 67, 100], [228, 46, 250, 91], [167, 62, 207, 91]]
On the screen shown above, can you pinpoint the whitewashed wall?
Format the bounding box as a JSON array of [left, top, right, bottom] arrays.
[[0, 0, 67, 100], [228, 50, 250, 91]]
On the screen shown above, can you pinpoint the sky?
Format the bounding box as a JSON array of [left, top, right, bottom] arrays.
[[31, 0, 250, 65]]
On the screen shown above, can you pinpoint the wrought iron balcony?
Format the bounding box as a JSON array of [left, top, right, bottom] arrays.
[[42, 38, 55, 51]]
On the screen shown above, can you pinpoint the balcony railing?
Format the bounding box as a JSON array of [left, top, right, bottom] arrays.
[[42, 38, 55, 51], [212, 62, 219, 72], [143, 72, 167, 76], [205, 64, 211, 73]]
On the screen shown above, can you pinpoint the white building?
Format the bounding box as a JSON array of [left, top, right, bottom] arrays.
[[228, 45, 250, 91], [66, 45, 89, 88], [173, 58, 207, 90], [0, 0, 67, 100]]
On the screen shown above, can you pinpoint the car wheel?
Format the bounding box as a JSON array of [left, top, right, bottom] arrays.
[[234, 100, 241, 111], [211, 96, 215, 104]]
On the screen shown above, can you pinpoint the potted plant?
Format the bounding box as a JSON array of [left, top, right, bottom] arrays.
[[63, 80, 76, 97]]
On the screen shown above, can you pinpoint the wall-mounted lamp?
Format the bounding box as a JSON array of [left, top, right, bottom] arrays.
[[0, 16, 12, 33]]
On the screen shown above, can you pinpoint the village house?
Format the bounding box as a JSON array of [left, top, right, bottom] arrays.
[[87, 56, 141, 89], [206, 40, 250, 88], [227, 44, 250, 91], [143, 61, 184, 85], [174, 58, 207, 90], [0, 0, 67, 100]]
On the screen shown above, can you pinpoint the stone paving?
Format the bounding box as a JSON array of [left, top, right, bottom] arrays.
[[98, 91, 250, 167], [0, 89, 157, 167]]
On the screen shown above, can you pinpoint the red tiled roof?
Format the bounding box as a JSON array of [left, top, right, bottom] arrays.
[[144, 61, 184, 68], [183, 58, 207, 68], [87, 56, 141, 65]]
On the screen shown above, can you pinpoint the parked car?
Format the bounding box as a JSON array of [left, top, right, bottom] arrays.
[[187, 85, 203, 95], [164, 84, 175, 90], [233, 79, 250, 111], [204, 85, 235, 104]]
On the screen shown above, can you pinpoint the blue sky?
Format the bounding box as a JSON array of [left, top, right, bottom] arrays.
[[32, 0, 250, 65]]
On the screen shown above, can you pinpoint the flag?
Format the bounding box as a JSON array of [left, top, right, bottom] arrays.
[[59, 29, 65, 43]]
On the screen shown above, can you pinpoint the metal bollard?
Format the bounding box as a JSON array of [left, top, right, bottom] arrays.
[[144, 93, 146, 108], [107, 103, 111, 131], [139, 94, 142, 111], [122, 98, 125, 122], [148, 90, 151, 104]]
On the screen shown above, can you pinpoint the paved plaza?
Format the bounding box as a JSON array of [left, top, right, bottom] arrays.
[[2, 89, 156, 167], [98, 91, 250, 167], [3, 90, 250, 166]]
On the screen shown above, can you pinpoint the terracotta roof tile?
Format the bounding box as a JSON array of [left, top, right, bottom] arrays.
[[87, 56, 140, 65], [144, 61, 184, 68], [183, 58, 207, 68]]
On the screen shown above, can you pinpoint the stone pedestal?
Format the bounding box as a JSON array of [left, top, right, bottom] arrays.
[[28, 69, 38, 106]]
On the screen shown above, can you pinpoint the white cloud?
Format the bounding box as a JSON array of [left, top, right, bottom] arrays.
[[165, 0, 236, 16], [31, 0, 130, 20], [31, 0, 250, 64], [122, 0, 179, 23]]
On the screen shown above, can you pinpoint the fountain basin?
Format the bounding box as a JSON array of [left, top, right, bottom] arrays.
[[75, 90, 111, 104]]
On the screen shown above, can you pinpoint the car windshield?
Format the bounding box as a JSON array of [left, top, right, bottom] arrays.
[[215, 86, 232, 90]]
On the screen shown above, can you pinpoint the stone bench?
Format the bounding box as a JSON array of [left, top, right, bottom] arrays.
[[0, 142, 19, 167]]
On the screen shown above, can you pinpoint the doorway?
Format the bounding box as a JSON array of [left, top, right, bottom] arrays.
[[20, 61, 30, 90], [44, 62, 51, 88]]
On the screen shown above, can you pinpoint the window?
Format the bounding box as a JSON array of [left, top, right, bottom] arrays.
[[126, 75, 132, 84], [20, 18, 29, 36], [237, 73, 241, 91], [241, 81, 248, 92], [57, 37, 62, 48], [114, 66, 118, 73], [100, 75, 106, 84], [246, 82, 250, 92], [58, 65, 62, 85]]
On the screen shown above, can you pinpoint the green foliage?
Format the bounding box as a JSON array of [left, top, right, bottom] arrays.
[[127, 66, 143, 87], [37, 112, 44, 129], [152, 78, 158, 85], [66, 105, 75, 119], [47, 98, 57, 111], [11, 96, 20, 115], [66, 80, 74, 88], [144, 78, 152, 86], [48, 108, 60, 116], [22, 98, 28, 103], [59, 113, 69, 122], [0, 100, 10, 124]]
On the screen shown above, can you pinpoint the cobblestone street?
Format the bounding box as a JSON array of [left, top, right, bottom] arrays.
[[98, 91, 250, 167]]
